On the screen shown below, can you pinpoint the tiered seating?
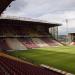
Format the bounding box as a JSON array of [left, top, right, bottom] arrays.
[[70, 42, 75, 45], [27, 30, 51, 37], [38, 32, 51, 37], [0, 25, 62, 50], [41, 37, 59, 46], [52, 39, 62, 46], [14, 29, 25, 36], [0, 64, 7, 75], [19, 38, 38, 48], [31, 38, 49, 47], [0, 38, 10, 50], [6, 38, 27, 50], [0, 26, 15, 37], [12, 26, 28, 36], [0, 56, 63, 75]]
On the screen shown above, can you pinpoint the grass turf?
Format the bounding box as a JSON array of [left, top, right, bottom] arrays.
[[8, 46, 75, 74]]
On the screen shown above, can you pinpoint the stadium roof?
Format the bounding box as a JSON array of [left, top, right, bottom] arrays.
[[69, 33, 75, 35], [0, 16, 61, 27], [0, 0, 14, 15]]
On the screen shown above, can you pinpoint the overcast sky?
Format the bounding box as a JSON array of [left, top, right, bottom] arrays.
[[2, 0, 75, 35]]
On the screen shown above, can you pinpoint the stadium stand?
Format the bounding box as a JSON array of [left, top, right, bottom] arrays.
[[0, 17, 62, 49], [40, 37, 57, 46], [69, 33, 75, 45], [19, 37, 38, 48], [0, 55, 63, 75], [0, 0, 65, 75], [0, 38, 10, 50], [6, 38, 27, 50], [31, 38, 49, 47]]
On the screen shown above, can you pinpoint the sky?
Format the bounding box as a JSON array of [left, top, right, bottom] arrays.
[[2, 0, 75, 35]]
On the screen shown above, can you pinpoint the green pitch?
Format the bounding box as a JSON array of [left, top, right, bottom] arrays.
[[9, 46, 75, 74]]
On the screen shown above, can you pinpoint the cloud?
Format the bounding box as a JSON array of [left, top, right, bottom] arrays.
[[38, 11, 75, 35], [2, 0, 75, 35], [3, 0, 27, 15], [3, 0, 75, 18]]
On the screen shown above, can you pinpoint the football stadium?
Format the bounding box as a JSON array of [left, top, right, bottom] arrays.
[[0, 0, 75, 75]]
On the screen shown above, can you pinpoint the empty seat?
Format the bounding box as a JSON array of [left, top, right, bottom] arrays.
[[0, 56, 63, 75]]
